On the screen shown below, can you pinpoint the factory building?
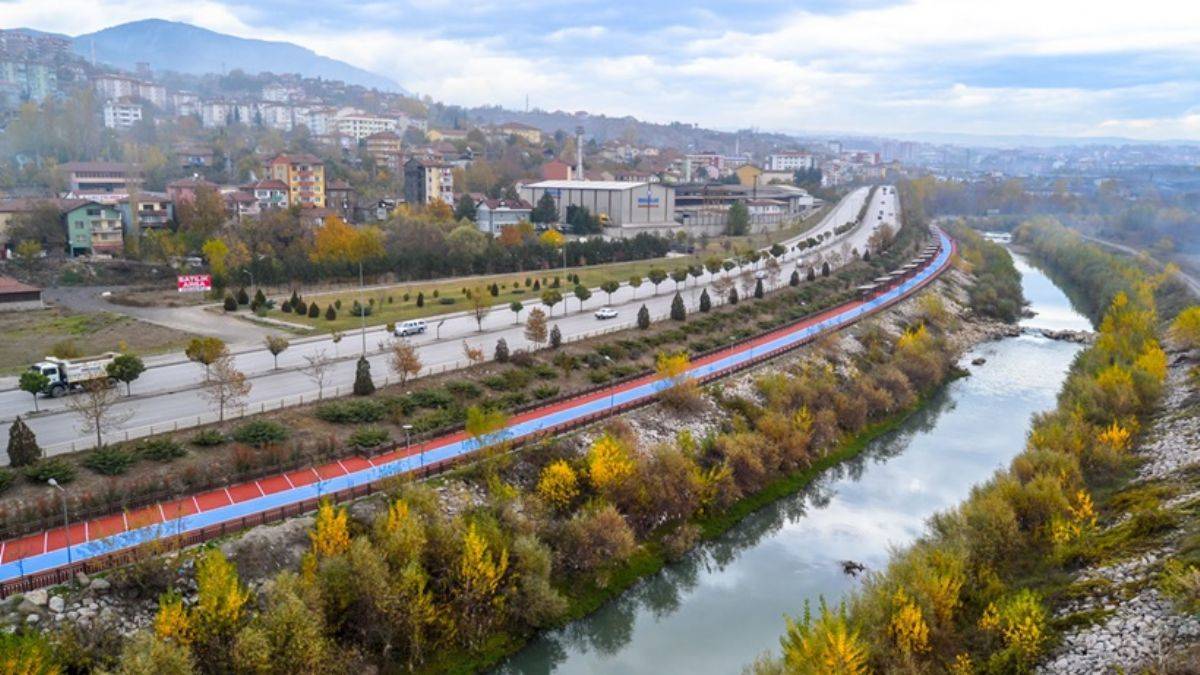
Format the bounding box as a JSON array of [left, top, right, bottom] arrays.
[[518, 180, 675, 230]]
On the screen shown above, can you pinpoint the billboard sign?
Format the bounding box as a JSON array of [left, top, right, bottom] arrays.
[[177, 274, 212, 293]]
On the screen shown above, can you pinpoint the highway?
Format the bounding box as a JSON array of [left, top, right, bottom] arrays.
[[0, 222, 948, 588], [0, 186, 899, 457]]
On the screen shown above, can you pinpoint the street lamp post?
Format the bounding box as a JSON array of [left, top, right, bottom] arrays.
[[402, 423, 417, 470], [242, 268, 254, 292], [359, 261, 367, 355], [602, 355, 615, 412], [48, 478, 70, 565]]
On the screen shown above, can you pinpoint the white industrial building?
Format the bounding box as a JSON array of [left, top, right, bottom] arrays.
[[518, 180, 676, 231]]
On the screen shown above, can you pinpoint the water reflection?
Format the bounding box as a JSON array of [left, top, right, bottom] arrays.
[[499, 259, 1089, 675]]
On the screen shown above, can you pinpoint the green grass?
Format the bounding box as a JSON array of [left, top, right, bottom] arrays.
[[252, 207, 832, 334]]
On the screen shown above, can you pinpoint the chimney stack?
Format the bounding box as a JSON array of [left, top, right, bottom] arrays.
[[575, 126, 585, 180]]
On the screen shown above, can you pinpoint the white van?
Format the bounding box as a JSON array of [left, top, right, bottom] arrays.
[[395, 319, 427, 336]]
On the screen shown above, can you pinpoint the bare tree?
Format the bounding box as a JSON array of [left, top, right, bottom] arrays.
[[302, 349, 333, 399], [202, 355, 251, 421], [467, 287, 491, 332], [65, 380, 133, 449], [389, 339, 422, 386]]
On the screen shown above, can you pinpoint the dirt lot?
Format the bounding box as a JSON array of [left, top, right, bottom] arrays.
[[0, 307, 196, 374]]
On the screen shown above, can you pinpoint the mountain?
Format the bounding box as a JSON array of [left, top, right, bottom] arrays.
[[71, 19, 403, 93]]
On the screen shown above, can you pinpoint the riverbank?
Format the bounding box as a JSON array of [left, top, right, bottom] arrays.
[[744, 217, 1184, 674]]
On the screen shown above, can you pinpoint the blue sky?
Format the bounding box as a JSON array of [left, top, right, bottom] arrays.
[[5, 0, 1200, 140]]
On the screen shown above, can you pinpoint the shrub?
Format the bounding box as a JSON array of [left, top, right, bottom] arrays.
[[353, 356, 375, 396], [588, 370, 611, 384], [137, 437, 187, 461], [416, 292, 424, 307], [348, 426, 390, 449], [232, 420, 289, 447], [0, 469, 13, 494], [236, 288, 250, 305], [315, 399, 388, 423], [191, 429, 227, 446], [325, 305, 337, 321], [410, 388, 455, 409], [308, 303, 320, 318], [550, 325, 562, 349], [438, 297, 456, 306], [494, 338, 510, 363], [670, 292, 687, 321], [555, 504, 636, 575], [83, 445, 137, 475], [223, 295, 238, 311], [533, 385, 560, 400], [24, 458, 77, 484], [699, 289, 711, 312], [446, 380, 483, 399]]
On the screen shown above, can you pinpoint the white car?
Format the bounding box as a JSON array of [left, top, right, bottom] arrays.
[[594, 307, 619, 320]]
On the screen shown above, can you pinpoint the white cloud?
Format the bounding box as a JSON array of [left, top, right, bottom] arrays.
[[4, 0, 1200, 139]]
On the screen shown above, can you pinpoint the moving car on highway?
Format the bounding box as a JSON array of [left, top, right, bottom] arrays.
[[594, 307, 619, 320]]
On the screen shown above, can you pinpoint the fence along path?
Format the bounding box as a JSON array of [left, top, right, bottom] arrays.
[[0, 228, 954, 593]]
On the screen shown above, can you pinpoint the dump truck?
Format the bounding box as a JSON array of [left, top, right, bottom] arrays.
[[29, 353, 119, 398]]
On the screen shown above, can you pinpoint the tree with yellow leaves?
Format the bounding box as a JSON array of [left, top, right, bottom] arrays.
[[465, 405, 509, 455], [1170, 306, 1200, 350], [454, 522, 510, 648], [537, 460, 580, 511], [539, 228, 565, 249], [191, 548, 251, 671], [781, 599, 869, 675], [888, 588, 931, 658], [310, 500, 351, 559], [375, 497, 426, 567], [154, 589, 192, 647], [977, 589, 1048, 668], [0, 632, 61, 675], [587, 433, 635, 495], [1097, 420, 1133, 453], [656, 350, 700, 409], [309, 215, 384, 268]]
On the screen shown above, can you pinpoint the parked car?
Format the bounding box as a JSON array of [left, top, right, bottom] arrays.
[[594, 307, 619, 320], [395, 319, 427, 336]]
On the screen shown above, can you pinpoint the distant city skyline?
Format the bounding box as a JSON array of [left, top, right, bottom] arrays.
[[4, 0, 1200, 141]]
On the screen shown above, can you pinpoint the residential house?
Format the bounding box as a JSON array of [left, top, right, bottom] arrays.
[[475, 197, 532, 235], [427, 128, 469, 143], [241, 179, 289, 211], [64, 200, 123, 257], [117, 192, 174, 239], [103, 99, 143, 129], [325, 180, 357, 221], [267, 154, 326, 208], [493, 122, 542, 144], [173, 141, 213, 169], [403, 158, 454, 206], [223, 190, 259, 221], [542, 160, 573, 181], [166, 176, 219, 205]]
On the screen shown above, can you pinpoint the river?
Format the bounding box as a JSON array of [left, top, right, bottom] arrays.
[[498, 254, 1093, 674]]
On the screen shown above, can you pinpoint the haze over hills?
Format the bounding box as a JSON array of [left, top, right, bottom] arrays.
[[70, 19, 403, 93]]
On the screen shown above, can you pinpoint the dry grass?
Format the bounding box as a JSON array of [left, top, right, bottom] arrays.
[[0, 307, 195, 374]]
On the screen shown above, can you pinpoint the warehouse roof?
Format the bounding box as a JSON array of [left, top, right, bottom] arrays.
[[525, 180, 652, 191]]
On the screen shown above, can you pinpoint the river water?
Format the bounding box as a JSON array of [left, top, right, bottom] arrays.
[[499, 254, 1093, 674]]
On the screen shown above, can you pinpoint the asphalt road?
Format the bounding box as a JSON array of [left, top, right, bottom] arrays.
[[2, 186, 898, 457]]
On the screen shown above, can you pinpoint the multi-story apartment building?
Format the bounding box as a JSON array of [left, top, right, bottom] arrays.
[[766, 152, 815, 172], [171, 91, 200, 116], [94, 75, 138, 100], [103, 99, 143, 129], [365, 131, 402, 172], [404, 158, 454, 205], [60, 162, 140, 195], [64, 200, 124, 257], [0, 60, 57, 105], [334, 109, 399, 140], [267, 154, 326, 208]]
